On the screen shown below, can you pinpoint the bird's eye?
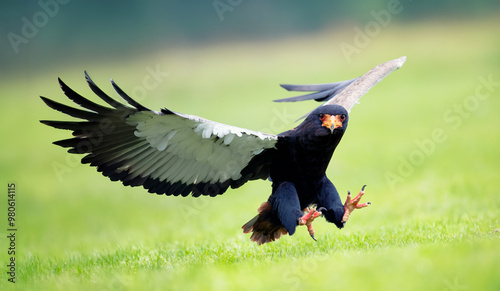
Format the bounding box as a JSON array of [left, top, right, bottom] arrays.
[[340, 114, 346, 121], [319, 113, 325, 120]]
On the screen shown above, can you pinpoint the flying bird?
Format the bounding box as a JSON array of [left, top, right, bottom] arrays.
[[40, 57, 405, 244]]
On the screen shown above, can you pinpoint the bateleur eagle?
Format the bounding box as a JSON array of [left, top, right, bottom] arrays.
[[41, 57, 405, 244]]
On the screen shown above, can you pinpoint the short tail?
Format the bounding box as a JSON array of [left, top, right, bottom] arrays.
[[242, 202, 288, 245]]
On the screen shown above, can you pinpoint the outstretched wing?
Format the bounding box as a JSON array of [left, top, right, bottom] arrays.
[[276, 56, 407, 114], [41, 72, 278, 197]]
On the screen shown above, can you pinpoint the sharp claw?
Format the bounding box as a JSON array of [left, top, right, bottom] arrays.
[[362, 185, 367, 191], [300, 205, 324, 239], [367, 202, 371, 205]]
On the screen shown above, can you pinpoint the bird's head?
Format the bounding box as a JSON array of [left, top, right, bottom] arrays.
[[303, 104, 348, 136]]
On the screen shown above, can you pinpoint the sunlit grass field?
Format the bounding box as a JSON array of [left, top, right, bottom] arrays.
[[1, 16, 499, 290]]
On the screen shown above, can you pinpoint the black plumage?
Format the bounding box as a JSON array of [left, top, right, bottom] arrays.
[[242, 105, 351, 243], [41, 72, 370, 244]]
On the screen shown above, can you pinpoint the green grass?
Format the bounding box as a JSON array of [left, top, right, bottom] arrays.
[[1, 16, 500, 290]]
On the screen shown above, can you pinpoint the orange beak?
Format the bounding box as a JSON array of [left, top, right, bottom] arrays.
[[321, 114, 345, 133]]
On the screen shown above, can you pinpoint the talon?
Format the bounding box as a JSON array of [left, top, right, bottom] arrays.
[[342, 185, 369, 223], [299, 205, 323, 239], [307, 222, 316, 240]]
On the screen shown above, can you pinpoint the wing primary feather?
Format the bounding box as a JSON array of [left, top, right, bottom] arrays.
[[110, 79, 151, 111], [84, 130, 137, 150], [78, 136, 137, 160], [40, 120, 99, 131], [279, 78, 357, 92], [53, 137, 84, 148], [40, 97, 101, 120], [275, 78, 357, 103], [57, 78, 115, 114], [84, 71, 129, 110], [273, 90, 334, 102], [71, 122, 132, 137]]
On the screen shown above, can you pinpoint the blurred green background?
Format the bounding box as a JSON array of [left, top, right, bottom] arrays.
[[1, 1, 499, 290]]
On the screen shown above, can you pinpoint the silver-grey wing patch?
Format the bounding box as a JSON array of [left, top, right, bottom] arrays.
[[41, 72, 278, 197]]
